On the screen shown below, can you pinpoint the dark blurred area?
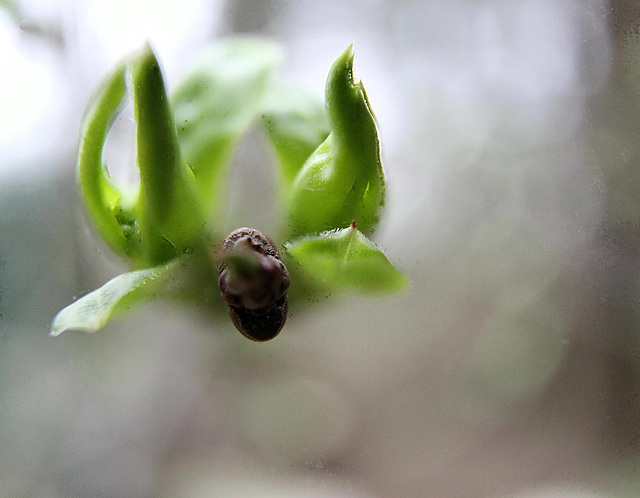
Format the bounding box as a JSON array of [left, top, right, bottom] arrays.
[[2, 0, 640, 496]]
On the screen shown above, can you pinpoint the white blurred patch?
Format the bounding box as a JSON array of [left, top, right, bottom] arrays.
[[0, 11, 71, 177], [71, 0, 223, 85]]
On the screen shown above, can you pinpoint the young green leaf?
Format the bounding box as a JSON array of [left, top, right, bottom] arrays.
[[77, 59, 135, 258], [171, 39, 282, 218], [261, 80, 330, 189], [130, 45, 206, 266], [50, 259, 183, 336], [285, 223, 408, 293], [285, 45, 385, 238], [77, 46, 208, 267]]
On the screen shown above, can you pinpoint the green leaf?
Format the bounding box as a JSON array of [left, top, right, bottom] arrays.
[[50, 259, 183, 336], [285, 223, 408, 294], [77, 59, 134, 258], [77, 46, 208, 267], [285, 44, 385, 238], [171, 38, 282, 218], [130, 45, 207, 265], [261, 80, 330, 189]]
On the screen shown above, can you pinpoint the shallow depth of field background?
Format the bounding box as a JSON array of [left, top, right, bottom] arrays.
[[2, 0, 640, 496]]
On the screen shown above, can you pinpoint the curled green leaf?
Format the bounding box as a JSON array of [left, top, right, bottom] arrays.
[[285, 45, 384, 238], [77, 60, 133, 257], [285, 223, 408, 294]]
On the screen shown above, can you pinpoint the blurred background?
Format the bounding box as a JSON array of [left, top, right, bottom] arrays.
[[2, 0, 640, 496]]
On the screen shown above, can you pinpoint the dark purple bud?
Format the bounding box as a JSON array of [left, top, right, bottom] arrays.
[[217, 228, 289, 341]]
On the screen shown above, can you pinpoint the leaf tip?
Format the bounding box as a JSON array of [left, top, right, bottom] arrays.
[[335, 43, 355, 79], [395, 271, 411, 292], [136, 41, 157, 65], [343, 42, 355, 60], [49, 313, 72, 338]]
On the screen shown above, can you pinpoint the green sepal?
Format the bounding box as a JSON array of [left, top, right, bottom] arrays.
[[130, 45, 206, 266], [285, 45, 385, 238], [285, 223, 408, 294], [50, 259, 183, 336], [171, 38, 282, 219]]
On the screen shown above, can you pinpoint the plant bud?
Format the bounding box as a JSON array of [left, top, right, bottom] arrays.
[[217, 228, 289, 341]]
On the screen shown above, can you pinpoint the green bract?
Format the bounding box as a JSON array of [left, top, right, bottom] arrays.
[[51, 39, 407, 339]]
